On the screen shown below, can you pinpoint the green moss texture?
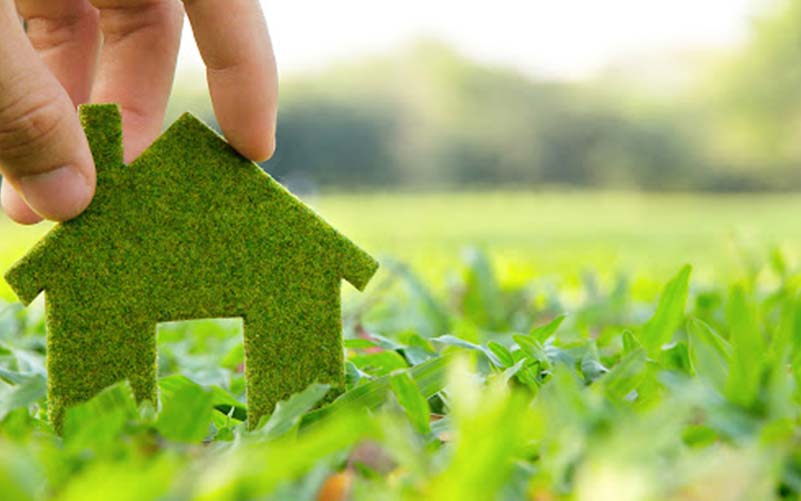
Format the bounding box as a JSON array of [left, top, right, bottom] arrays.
[[4, 104, 378, 432]]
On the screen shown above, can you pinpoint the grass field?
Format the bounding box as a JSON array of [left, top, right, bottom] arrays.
[[312, 191, 801, 282], [2, 191, 801, 500], [3, 191, 800, 297]]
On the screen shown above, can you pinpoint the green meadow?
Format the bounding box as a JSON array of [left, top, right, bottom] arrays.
[[3, 191, 799, 298], [2, 191, 801, 499]]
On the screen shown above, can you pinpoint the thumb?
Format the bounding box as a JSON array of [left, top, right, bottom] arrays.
[[0, 2, 95, 222]]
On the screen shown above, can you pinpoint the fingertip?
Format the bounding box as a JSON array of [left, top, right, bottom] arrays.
[[1, 180, 43, 225], [16, 164, 95, 222], [229, 130, 276, 163], [185, 0, 278, 163], [217, 100, 277, 162]]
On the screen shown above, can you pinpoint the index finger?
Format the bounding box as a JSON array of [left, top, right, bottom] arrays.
[[183, 0, 278, 162]]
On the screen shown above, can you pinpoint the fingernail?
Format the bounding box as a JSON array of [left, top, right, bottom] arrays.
[[17, 166, 93, 221]]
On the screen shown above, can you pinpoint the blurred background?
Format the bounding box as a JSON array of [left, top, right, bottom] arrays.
[[174, 0, 792, 192], [4, 0, 801, 296]]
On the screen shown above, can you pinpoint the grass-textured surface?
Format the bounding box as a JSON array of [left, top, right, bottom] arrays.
[[3, 105, 377, 431]]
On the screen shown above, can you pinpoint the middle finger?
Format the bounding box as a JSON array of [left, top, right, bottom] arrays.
[[16, 0, 101, 106], [89, 0, 183, 162]]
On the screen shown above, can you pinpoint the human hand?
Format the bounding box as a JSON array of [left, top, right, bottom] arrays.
[[0, 0, 278, 224]]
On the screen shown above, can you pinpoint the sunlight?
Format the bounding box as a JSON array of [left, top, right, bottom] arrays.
[[178, 0, 759, 79]]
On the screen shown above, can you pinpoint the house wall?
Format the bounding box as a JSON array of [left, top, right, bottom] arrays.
[[44, 291, 158, 431]]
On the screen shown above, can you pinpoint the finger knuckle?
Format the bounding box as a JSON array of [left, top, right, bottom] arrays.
[[27, 19, 77, 53], [23, 9, 100, 54], [0, 92, 66, 163], [93, 0, 183, 44]]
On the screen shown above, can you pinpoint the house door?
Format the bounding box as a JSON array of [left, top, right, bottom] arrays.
[[157, 317, 246, 419]]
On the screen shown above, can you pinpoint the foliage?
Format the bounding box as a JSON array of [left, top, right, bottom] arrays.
[[704, 0, 801, 170], [2, 232, 801, 498]]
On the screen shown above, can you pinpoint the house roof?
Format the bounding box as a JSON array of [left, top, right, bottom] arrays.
[[4, 104, 378, 308]]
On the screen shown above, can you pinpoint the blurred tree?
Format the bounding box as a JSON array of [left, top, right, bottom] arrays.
[[259, 42, 703, 190], [704, 0, 801, 172], [164, 13, 801, 193], [269, 99, 400, 187]]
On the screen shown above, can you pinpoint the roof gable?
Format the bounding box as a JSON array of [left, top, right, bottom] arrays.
[[4, 104, 378, 307]]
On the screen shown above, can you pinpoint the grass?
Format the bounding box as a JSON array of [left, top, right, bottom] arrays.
[[2, 191, 801, 499], [5, 191, 801, 297]]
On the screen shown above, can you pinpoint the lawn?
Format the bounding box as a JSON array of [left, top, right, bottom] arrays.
[[1, 191, 800, 500], [4, 191, 800, 297]]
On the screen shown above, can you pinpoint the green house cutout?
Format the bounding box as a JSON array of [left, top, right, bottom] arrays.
[[3, 104, 379, 431]]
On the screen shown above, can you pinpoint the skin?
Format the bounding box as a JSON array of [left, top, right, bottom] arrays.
[[0, 0, 278, 224]]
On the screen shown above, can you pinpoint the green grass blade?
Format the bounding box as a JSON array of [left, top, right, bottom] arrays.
[[432, 335, 503, 367], [302, 355, 451, 425], [461, 247, 505, 329], [156, 377, 214, 442], [725, 285, 763, 408], [602, 348, 648, 402], [529, 315, 566, 342], [390, 372, 431, 434], [255, 383, 330, 440], [0, 374, 45, 420], [62, 381, 138, 450], [687, 318, 731, 394], [639, 265, 692, 356], [487, 341, 515, 368]]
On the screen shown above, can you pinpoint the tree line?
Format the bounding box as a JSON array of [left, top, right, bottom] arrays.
[[169, 0, 801, 192]]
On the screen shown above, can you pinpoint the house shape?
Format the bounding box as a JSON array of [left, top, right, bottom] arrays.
[[4, 104, 378, 431]]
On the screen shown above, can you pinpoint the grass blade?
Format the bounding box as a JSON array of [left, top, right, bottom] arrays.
[[302, 355, 451, 425], [687, 318, 731, 394], [390, 372, 431, 434], [255, 383, 331, 440], [640, 265, 692, 356]]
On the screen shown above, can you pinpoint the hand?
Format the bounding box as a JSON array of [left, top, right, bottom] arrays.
[[0, 0, 278, 224]]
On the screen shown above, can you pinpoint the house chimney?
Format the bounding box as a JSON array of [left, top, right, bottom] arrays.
[[78, 104, 124, 171]]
